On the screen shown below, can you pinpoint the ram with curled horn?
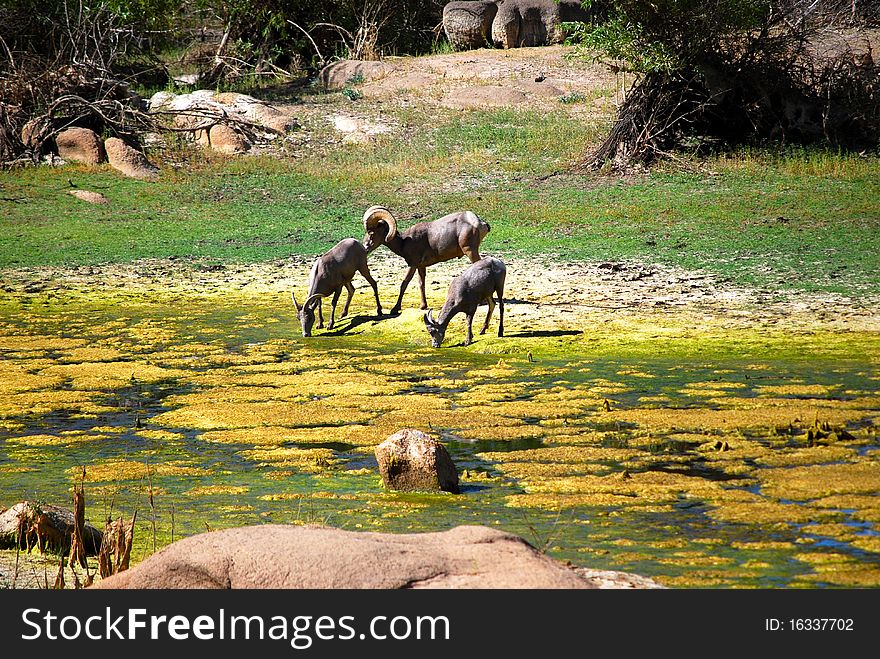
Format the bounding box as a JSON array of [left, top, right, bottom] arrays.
[[292, 238, 382, 337], [362, 205, 490, 314]]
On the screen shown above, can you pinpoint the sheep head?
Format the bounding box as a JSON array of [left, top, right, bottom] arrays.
[[362, 205, 397, 253], [423, 309, 445, 348], [292, 292, 325, 337]]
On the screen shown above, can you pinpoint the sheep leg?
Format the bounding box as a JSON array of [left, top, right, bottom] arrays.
[[417, 267, 428, 310], [391, 267, 417, 314], [328, 289, 342, 330], [340, 282, 355, 318], [464, 313, 474, 346], [358, 265, 383, 316], [480, 297, 495, 335], [497, 295, 504, 337], [316, 300, 324, 329]]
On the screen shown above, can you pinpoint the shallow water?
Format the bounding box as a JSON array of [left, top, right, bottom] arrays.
[[1, 287, 878, 587]]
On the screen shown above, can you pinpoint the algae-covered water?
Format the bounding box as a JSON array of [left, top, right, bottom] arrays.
[[1, 279, 878, 588]]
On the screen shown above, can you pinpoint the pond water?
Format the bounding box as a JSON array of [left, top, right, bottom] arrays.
[[1, 287, 878, 587]]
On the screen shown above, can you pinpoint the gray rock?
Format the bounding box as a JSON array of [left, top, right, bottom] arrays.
[[104, 137, 159, 180], [492, 0, 590, 49], [91, 524, 638, 589], [55, 127, 105, 164], [443, 1, 499, 51], [319, 60, 395, 90], [375, 428, 459, 493], [0, 501, 102, 555]]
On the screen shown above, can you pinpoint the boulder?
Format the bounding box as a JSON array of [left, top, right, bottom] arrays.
[[0, 501, 102, 555], [441, 85, 529, 109], [90, 524, 654, 589], [319, 60, 396, 90], [104, 137, 159, 180], [68, 190, 110, 204], [196, 123, 251, 153], [443, 1, 499, 50], [491, 0, 590, 49], [375, 428, 459, 493], [55, 127, 105, 164]]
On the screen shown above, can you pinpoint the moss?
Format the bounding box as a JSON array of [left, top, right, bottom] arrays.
[[185, 485, 250, 496], [760, 462, 880, 500]]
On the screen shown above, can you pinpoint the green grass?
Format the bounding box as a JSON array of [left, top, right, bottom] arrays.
[[1, 108, 878, 295]]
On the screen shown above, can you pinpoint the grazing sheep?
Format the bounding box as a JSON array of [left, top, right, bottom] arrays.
[[423, 256, 506, 348], [362, 206, 490, 314], [292, 238, 382, 336]]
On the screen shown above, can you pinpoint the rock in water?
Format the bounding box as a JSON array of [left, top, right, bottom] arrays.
[[0, 501, 102, 555], [91, 525, 612, 588], [375, 428, 459, 493]]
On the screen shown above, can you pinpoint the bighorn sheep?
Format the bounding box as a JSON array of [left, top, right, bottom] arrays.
[[423, 256, 506, 348], [362, 206, 490, 314], [292, 238, 382, 336]]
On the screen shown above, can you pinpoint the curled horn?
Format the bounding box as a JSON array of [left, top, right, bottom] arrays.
[[304, 293, 325, 309], [424, 309, 435, 327], [362, 205, 397, 242]]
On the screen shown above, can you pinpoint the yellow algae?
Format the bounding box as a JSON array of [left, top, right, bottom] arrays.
[[730, 541, 797, 551], [72, 460, 212, 482], [794, 551, 857, 565], [753, 445, 858, 467], [851, 536, 880, 553], [237, 446, 337, 471], [521, 470, 727, 505], [5, 432, 108, 446], [262, 470, 295, 480], [454, 424, 545, 441], [0, 465, 38, 473], [706, 496, 842, 525], [638, 395, 673, 404], [755, 384, 840, 397], [164, 386, 311, 405], [481, 445, 641, 465], [0, 390, 113, 417], [760, 462, 880, 500], [0, 335, 87, 351], [657, 574, 737, 588], [797, 565, 880, 586], [59, 347, 126, 363], [0, 363, 65, 393], [219, 505, 254, 512], [800, 523, 858, 539], [657, 554, 737, 567], [460, 382, 531, 402], [153, 401, 375, 430], [184, 485, 250, 496], [200, 424, 382, 446], [646, 539, 690, 549], [134, 429, 186, 442], [40, 361, 188, 390], [606, 403, 868, 433]]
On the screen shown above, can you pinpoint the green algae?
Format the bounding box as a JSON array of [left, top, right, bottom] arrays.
[[0, 286, 878, 588]]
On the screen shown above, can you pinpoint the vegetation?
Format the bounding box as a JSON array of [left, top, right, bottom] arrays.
[[567, 0, 880, 167]]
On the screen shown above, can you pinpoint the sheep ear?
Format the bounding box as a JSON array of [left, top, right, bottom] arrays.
[[304, 293, 325, 309], [291, 292, 301, 312]]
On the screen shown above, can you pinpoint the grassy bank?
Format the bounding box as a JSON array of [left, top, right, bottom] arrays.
[[2, 107, 878, 296]]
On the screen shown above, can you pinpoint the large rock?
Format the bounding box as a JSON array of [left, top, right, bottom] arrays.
[[55, 127, 105, 164], [443, 1, 499, 50], [375, 429, 459, 493], [104, 137, 159, 180], [492, 0, 590, 49], [0, 501, 102, 555], [89, 524, 662, 589], [319, 60, 396, 90], [196, 123, 251, 154]]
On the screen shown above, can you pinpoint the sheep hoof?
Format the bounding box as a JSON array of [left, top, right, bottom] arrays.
[[389, 307, 401, 315]]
